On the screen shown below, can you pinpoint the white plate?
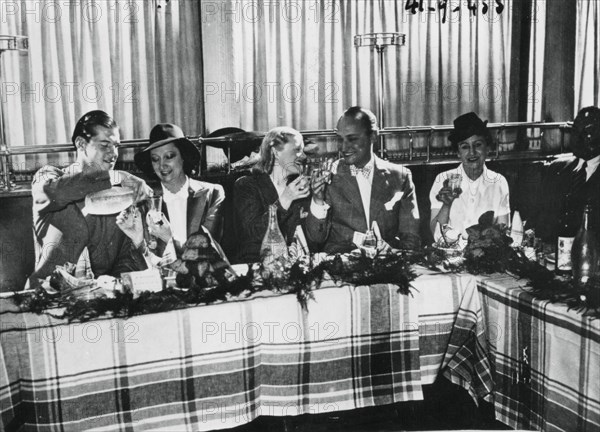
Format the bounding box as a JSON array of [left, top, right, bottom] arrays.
[[85, 187, 134, 215]]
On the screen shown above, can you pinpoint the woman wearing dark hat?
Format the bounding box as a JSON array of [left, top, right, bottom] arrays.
[[233, 126, 316, 263], [429, 112, 510, 240], [134, 123, 225, 253]]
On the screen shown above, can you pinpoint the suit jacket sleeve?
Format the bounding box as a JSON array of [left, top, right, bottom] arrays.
[[32, 165, 111, 216], [203, 184, 226, 242], [305, 203, 330, 248], [111, 236, 149, 276], [395, 168, 421, 249]]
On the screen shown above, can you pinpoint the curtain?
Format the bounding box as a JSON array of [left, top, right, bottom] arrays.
[[526, 0, 546, 122], [0, 0, 203, 170], [202, 0, 514, 156], [575, 0, 600, 110]]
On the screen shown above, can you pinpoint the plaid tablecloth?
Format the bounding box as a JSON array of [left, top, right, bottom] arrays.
[[0, 272, 490, 431], [478, 274, 600, 432]]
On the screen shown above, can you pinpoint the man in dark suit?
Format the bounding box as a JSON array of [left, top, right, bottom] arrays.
[[28, 111, 151, 287], [534, 106, 600, 242], [306, 106, 420, 253]]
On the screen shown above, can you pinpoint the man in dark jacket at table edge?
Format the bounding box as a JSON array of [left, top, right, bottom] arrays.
[[532, 106, 600, 243]]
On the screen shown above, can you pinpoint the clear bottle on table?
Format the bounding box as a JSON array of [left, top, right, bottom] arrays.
[[260, 204, 289, 273], [556, 193, 578, 276], [572, 203, 599, 286]]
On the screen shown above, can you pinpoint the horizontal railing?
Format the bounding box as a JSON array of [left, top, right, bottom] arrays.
[[0, 121, 571, 193]]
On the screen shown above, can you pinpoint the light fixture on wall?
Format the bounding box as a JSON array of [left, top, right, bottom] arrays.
[[0, 35, 28, 191], [354, 32, 405, 158]]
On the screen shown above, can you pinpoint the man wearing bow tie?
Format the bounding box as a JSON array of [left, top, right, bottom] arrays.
[[306, 106, 420, 253], [534, 106, 600, 242]]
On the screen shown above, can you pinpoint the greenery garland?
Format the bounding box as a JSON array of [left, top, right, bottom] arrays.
[[11, 211, 599, 321], [12, 252, 419, 323]]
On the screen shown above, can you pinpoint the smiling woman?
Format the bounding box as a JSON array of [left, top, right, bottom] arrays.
[[233, 127, 313, 263], [134, 123, 225, 254], [429, 112, 511, 241]]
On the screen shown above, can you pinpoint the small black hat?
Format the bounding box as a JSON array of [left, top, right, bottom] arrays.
[[448, 112, 489, 145], [134, 123, 201, 177]]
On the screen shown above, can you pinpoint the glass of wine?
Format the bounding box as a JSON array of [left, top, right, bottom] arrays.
[[146, 195, 163, 251]]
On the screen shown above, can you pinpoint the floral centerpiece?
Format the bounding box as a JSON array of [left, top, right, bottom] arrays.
[[462, 211, 516, 273]]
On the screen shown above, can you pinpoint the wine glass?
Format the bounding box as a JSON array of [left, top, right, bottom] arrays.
[[146, 195, 163, 250], [320, 156, 334, 183]]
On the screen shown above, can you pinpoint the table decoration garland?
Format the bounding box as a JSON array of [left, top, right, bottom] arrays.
[[11, 251, 418, 323], [10, 211, 599, 321]]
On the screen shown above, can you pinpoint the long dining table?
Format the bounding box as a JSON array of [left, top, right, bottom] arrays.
[[0, 270, 492, 432]]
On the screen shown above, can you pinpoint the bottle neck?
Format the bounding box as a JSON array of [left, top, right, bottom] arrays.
[[581, 208, 590, 230], [269, 204, 279, 224]]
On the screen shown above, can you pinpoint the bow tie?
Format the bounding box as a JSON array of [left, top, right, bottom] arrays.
[[350, 164, 373, 179]]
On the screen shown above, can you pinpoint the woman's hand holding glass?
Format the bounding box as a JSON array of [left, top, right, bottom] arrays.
[[436, 177, 462, 206], [279, 175, 310, 210], [146, 211, 173, 244], [145, 210, 176, 268]]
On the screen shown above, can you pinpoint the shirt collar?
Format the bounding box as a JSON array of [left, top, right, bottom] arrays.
[[351, 155, 375, 171], [458, 163, 486, 183], [162, 176, 190, 201], [578, 154, 600, 173]]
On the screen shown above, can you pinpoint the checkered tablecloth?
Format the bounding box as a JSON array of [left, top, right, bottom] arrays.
[[0, 272, 491, 431], [478, 274, 600, 432]]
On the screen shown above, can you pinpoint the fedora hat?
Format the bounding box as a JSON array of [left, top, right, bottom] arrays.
[[134, 123, 201, 177], [448, 112, 489, 145]]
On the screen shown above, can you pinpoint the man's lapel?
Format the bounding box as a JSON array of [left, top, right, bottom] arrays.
[[335, 162, 365, 225], [369, 157, 389, 225], [586, 162, 600, 185]]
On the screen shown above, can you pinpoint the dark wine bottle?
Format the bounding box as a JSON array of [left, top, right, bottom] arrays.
[[556, 194, 579, 276], [572, 204, 600, 286]]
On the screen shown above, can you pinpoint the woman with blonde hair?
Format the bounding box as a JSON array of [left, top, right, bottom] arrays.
[[233, 126, 314, 262]]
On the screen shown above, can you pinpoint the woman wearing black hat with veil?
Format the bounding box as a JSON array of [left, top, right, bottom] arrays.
[[429, 112, 510, 240]]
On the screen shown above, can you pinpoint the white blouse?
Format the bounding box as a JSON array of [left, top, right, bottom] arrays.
[[162, 177, 189, 247], [429, 164, 510, 239]]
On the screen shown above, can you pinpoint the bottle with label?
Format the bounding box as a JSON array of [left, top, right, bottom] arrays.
[[556, 194, 579, 276], [260, 204, 289, 274], [572, 204, 599, 286]]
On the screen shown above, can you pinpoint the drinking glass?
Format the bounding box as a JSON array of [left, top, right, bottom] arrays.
[[362, 230, 378, 258], [448, 173, 462, 193], [320, 156, 334, 183], [146, 196, 163, 250]]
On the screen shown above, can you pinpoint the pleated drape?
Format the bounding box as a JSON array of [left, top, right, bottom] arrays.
[[0, 0, 204, 169]]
